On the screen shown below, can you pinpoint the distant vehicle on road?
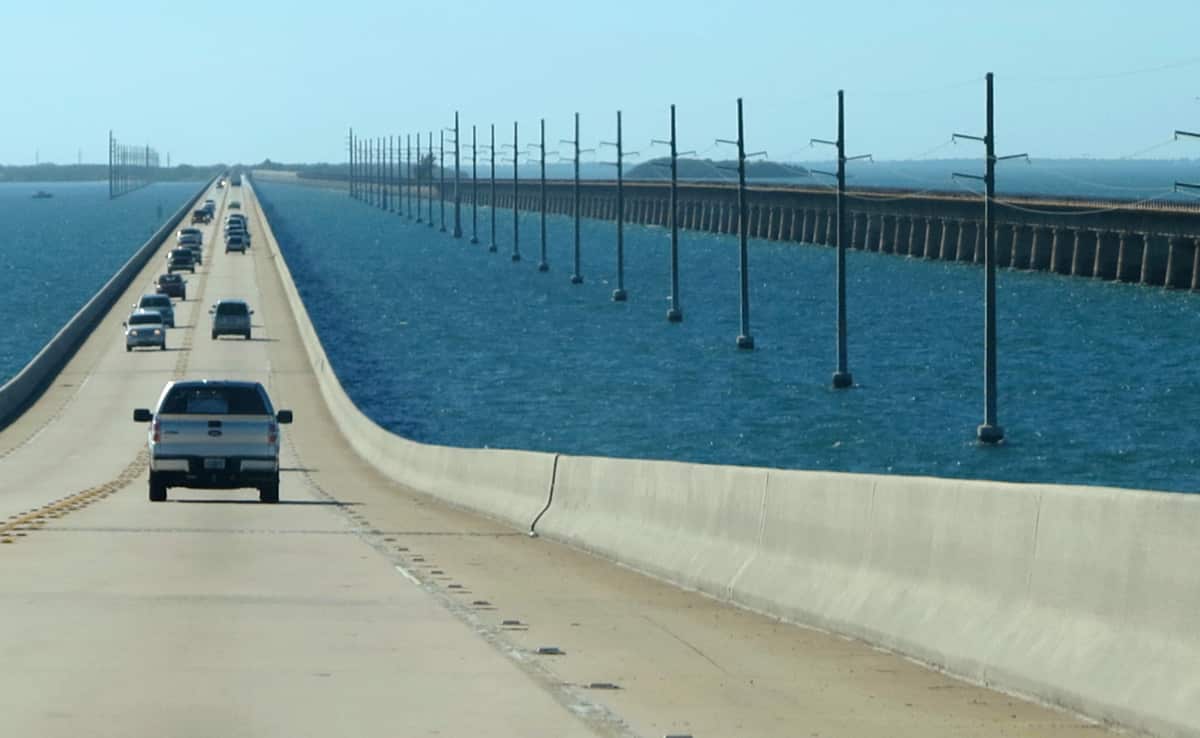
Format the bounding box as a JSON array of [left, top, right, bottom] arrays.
[[123, 310, 166, 352], [224, 233, 249, 253], [155, 273, 187, 300], [191, 208, 211, 225], [167, 247, 196, 273], [229, 200, 241, 210], [231, 174, 242, 186], [177, 227, 203, 244], [133, 380, 293, 503], [133, 293, 176, 328], [210, 299, 253, 339]]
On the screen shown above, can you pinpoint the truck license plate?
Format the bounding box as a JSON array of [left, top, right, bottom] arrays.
[[203, 457, 225, 470]]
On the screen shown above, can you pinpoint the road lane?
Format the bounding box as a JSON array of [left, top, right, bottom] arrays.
[[0, 178, 1122, 738]]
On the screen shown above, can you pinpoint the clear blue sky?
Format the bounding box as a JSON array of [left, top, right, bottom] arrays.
[[4, 0, 1199, 166]]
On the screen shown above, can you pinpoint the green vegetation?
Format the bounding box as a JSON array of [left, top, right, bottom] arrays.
[[627, 158, 805, 180]]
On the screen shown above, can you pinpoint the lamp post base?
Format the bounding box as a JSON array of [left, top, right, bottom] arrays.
[[977, 423, 1005, 444]]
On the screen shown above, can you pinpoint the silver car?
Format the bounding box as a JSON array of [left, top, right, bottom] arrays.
[[124, 310, 166, 351], [134, 293, 175, 328], [210, 299, 253, 340]]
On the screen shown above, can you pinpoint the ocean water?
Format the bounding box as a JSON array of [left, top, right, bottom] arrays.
[[255, 180, 1200, 493], [0, 181, 202, 385]]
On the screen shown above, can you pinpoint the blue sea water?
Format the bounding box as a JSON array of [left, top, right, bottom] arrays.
[[0, 181, 202, 385], [256, 181, 1200, 493]]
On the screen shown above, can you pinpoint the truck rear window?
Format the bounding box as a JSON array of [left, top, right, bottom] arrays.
[[160, 386, 268, 415]]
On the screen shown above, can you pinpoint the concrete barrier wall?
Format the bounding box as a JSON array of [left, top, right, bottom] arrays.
[[539, 458, 1200, 738], [253, 177, 1200, 738], [246, 179, 556, 531], [0, 179, 214, 428]]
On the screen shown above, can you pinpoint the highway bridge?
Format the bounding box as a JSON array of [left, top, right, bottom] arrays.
[[1, 179, 1195, 738]]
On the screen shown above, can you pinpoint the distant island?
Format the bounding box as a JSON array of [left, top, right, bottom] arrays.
[[627, 158, 805, 180], [0, 163, 221, 183]]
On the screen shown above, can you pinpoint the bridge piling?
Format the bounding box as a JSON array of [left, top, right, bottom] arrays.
[[1192, 238, 1200, 290], [1140, 233, 1155, 284]]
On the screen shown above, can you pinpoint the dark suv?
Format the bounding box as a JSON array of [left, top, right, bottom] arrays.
[[155, 273, 187, 299], [167, 248, 196, 273], [211, 300, 253, 340]]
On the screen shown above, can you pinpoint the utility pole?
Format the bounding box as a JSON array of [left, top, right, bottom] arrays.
[[532, 118, 551, 272], [439, 130, 447, 232], [406, 133, 414, 220], [560, 113, 593, 284], [653, 105, 694, 321], [489, 124, 498, 252], [452, 112, 462, 238], [601, 111, 639, 302], [428, 132, 435, 227], [717, 98, 764, 349], [348, 127, 354, 199], [416, 133, 424, 223], [470, 124, 479, 244], [511, 123, 520, 261], [953, 72, 1026, 445], [812, 90, 872, 389]]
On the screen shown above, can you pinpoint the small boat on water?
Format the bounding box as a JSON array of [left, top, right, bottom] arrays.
[[32, 190, 53, 199]]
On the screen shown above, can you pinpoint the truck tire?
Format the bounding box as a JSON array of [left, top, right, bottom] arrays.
[[149, 477, 167, 502], [259, 481, 279, 504]]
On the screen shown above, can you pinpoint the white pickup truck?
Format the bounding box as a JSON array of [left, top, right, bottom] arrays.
[[133, 380, 293, 503]]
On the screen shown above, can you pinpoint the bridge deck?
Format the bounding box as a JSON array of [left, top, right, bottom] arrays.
[[0, 181, 1115, 737]]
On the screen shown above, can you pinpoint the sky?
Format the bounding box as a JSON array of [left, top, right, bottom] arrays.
[[4, 0, 1200, 166]]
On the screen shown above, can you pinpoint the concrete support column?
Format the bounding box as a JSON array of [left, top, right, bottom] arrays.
[[921, 218, 934, 258], [1093, 231, 1111, 279], [889, 216, 902, 255], [1029, 226, 1044, 270], [1140, 233, 1155, 284], [954, 220, 967, 261], [849, 213, 861, 249], [1070, 230, 1084, 276], [788, 208, 799, 241], [972, 220, 983, 263], [1050, 228, 1065, 274], [1192, 237, 1200, 290], [1165, 236, 1181, 288], [937, 219, 950, 260], [1115, 231, 1131, 282]]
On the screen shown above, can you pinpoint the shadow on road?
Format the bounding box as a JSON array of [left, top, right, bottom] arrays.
[[170, 499, 356, 507]]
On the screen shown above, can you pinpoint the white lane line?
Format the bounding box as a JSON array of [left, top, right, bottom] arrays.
[[394, 564, 421, 586]]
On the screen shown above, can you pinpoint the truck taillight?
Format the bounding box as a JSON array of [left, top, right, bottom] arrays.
[[152, 419, 161, 443], [267, 422, 278, 445]]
